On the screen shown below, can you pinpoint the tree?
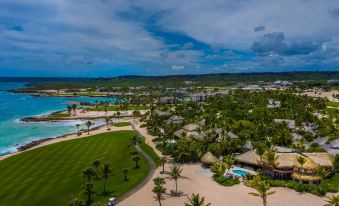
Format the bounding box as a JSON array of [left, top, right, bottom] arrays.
[[152, 177, 166, 206], [296, 156, 306, 168], [223, 155, 235, 175], [261, 149, 279, 170], [101, 163, 112, 195], [324, 194, 339, 206], [76, 124, 80, 134], [67, 105, 72, 115], [122, 168, 129, 181], [132, 155, 141, 169], [158, 156, 167, 174], [69, 197, 85, 206], [211, 162, 227, 177], [93, 160, 102, 179], [72, 104, 77, 116], [185, 193, 211, 206], [82, 182, 95, 205], [86, 121, 93, 135], [83, 168, 95, 182], [104, 115, 112, 128], [316, 166, 329, 182], [249, 179, 275, 206], [167, 165, 187, 196]]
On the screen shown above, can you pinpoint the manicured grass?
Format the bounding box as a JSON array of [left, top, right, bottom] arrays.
[[113, 122, 130, 127], [139, 139, 160, 166], [326, 101, 339, 108], [0, 131, 149, 206]]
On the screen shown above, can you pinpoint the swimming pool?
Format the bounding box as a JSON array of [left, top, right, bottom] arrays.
[[231, 169, 249, 176]]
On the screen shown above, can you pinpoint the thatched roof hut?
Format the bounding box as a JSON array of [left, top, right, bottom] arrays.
[[294, 157, 318, 170], [291, 173, 321, 182], [200, 152, 219, 165]]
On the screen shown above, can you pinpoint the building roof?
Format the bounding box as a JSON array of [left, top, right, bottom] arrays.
[[291, 173, 321, 182], [227, 131, 238, 139], [330, 139, 339, 149], [200, 152, 219, 165], [182, 123, 200, 132], [235, 150, 333, 169]]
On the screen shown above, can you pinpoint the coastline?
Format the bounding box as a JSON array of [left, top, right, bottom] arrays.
[[0, 117, 133, 161]]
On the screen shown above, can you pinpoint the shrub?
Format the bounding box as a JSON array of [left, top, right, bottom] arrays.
[[213, 174, 240, 186]]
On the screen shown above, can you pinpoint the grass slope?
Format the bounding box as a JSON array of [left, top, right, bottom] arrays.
[[0, 131, 149, 206]]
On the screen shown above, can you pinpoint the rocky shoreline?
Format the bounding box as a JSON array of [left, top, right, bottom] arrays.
[[16, 125, 105, 152]]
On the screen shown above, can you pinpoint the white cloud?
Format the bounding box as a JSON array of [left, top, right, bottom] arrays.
[[171, 65, 185, 71]]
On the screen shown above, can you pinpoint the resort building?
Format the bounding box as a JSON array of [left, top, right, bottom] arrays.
[[200, 152, 219, 166], [189, 93, 208, 102], [174, 123, 200, 138], [160, 96, 178, 104], [167, 116, 184, 124], [267, 99, 281, 108], [235, 150, 333, 184]]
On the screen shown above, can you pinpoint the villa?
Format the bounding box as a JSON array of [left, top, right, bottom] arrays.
[[160, 96, 177, 104], [267, 99, 281, 108], [235, 150, 333, 184], [167, 116, 184, 124], [174, 123, 200, 138], [189, 93, 208, 102]]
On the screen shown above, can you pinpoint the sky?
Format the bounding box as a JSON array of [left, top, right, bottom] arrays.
[[0, 0, 339, 77]]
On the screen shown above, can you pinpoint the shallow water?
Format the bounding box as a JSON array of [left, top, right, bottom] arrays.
[[0, 82, 115, 155]]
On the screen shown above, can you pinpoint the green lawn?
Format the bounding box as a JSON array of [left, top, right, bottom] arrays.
[[326, 101, 339, 108], [0, 131, 149, 206], [113, 122, 130, 127]]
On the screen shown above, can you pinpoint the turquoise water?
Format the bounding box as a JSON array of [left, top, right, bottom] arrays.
[[0, 82, 115, 155], [231, 169, 249, 176]]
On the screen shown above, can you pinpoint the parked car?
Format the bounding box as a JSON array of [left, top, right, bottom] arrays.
[[107, 197, 116, 206]]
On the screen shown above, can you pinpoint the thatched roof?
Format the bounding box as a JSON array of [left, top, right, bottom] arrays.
[[235, 150, 333, 169], [182, 123, 200, 132], [274, 119, 295, 129], [304, 152, 333, 168], [201, 152, 219, 165], [173, 129, 199, 138], [227, 131, 238, 139], [294, 156, 318, 170], [291, 173, 321, 182]]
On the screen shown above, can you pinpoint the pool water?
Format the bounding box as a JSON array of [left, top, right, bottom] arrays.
[[231, 169, 249, 176]]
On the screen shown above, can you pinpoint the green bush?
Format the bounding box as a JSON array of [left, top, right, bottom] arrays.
[[213, 174, 240, 186]]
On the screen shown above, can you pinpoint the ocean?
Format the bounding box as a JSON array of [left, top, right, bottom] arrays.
[[0, 82, 114, 155]]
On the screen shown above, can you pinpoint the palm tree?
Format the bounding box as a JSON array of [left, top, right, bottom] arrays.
[[185, 193, 211, 206], [104, 115, 112, 128], [132, 155, 141, 169], [296, 156, 306, 168], [67, 105, 72, 115], [72, 104, 77, 116], [122, 168, 129, 181], [223, 155, 235, 175], [69, 197, 85, 206], [75, 124, 80, 134], [101, 163, 112, 195], [82, 182, 95, 205], [85, 121, 93, 135], [93, 160, 102, 179], [316, 166, 329, 182], [83, 168, 95, 182], [261, 149, 279, 173], [158, 156, 167, 174], [324, 194, 339, 206], [249, 180, 275, 206], [152, 177, 166, 206], [167, 165, 187, 196]]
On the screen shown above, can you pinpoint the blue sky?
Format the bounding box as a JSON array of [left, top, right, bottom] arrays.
[[0, 0, 339, 77]]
